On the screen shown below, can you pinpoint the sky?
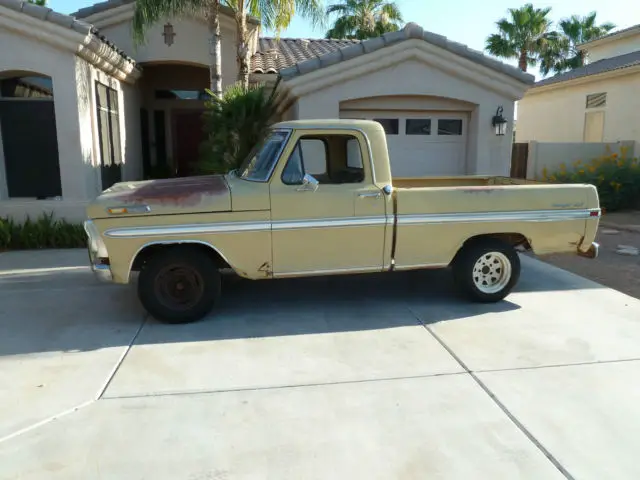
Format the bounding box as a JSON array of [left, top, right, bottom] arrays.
[[50, 0, 640, 80]]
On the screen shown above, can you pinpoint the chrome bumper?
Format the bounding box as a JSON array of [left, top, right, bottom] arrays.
[[84, 220, 114, 282], [92, 263, 113, 282], [578, 241, 599, 259]]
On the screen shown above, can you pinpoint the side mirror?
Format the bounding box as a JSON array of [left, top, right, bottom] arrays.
[[297, 173, 319, 192]]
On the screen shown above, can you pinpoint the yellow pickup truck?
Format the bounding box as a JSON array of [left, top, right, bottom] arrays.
[[84, 119, 601, 323]]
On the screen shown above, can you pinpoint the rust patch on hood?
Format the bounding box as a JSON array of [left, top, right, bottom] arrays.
[[103, 175, 229, 207]]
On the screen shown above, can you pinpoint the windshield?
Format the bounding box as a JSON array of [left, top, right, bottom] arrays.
[[237, 130, 290, 182]]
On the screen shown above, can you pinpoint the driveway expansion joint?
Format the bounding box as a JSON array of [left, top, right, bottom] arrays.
[[406, 305, 576, 480], [101, 370, 468, 400]]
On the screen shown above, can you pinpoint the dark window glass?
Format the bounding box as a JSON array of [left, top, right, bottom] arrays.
[[373, 118, 399, 135], [155, 90, 208, 100], [406, 119, 431, 135], [437, 119, 463, 135], [95, 82, 122, 189], [0, 76, 53, 98]]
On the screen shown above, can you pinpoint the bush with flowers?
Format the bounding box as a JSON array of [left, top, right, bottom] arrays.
[[540, 147, 640, 211]]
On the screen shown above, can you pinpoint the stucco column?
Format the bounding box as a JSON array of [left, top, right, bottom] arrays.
[[51, 55, 96, 201]]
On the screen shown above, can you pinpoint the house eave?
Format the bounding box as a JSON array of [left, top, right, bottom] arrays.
[[527, 64, 640, 95], [578, 25, 640, 50], [282, 39, 532, 102], [0, 4, 140, 84], [78, 2, 260, 29]]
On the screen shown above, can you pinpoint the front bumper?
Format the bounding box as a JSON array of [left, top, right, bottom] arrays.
[[84, 220, 114, 283], [92, 263, 113, 282], [578, 241, 600, 259]]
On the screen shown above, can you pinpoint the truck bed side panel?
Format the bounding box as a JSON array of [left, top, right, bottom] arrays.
[[393, 184, 598, 268]]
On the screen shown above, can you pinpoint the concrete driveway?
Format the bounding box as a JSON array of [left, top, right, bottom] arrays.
[[0, 249, 639, 479]]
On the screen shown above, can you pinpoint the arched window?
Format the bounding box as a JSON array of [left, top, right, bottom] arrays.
[[0, 72, 61, 199]]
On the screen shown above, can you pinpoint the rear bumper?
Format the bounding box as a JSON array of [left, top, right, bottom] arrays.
[[578, 241, 599, 259]]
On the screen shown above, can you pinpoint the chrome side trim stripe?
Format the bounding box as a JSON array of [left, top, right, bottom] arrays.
[[272, 216, 389, 230], [105, 216, 390, 238], [104, 208, 599, 238], [397, 208, 600, 226], [105, 221, 271, 238]]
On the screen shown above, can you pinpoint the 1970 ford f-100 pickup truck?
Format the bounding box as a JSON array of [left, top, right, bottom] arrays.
[[84, 119, 601, 323]]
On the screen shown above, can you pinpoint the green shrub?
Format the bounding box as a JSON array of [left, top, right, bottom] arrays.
[[0, 212, 86, 250], [198, 79, 283, 175], [542, 148, 640, 212]]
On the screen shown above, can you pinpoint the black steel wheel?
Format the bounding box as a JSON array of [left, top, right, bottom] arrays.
[[138, 247, 221, 324]]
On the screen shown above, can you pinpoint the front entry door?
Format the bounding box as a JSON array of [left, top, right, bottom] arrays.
[[172, 110, 205, 177], [269, 130, 389, 276]]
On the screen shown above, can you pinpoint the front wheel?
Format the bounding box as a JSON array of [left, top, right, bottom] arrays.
[[452, 239, 521, 303], [137, 247, 221, 324]]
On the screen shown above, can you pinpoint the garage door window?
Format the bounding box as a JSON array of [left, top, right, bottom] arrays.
[[437, 119, 463, 136], [373, 118, 398, 135], [406, 119, 431, 135]]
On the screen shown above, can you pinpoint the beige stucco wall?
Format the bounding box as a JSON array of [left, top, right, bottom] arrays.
[[0, 28, 142, 222], [292, 59, 516, 176], [526, 141, 637, 180], [98, 16, 256, 89], [0, 27, 90, 220], [586, 34, 640, 62], [516, 72, 640, 144]]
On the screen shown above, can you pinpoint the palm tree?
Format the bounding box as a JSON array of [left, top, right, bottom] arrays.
[[226, 0, 325, 89], [485, 3, 555, 72], [28, 0, 47, 5], [325, 0, 403, 40], [133, 0, 224, 98], [539, 13, 615, 76]]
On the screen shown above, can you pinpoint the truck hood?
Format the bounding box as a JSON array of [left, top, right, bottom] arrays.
[[86, 175, 231, 219]]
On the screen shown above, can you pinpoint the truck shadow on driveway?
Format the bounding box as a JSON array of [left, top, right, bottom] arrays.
[[0, 254, 603, 356]]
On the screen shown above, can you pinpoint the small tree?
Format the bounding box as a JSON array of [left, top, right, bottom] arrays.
[[28, 0, 47, 5], [198, 79, 283, 174]]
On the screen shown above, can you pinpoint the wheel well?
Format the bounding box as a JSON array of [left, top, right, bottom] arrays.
[[451, 233, 531, 264], [131, 242, 232, 274]]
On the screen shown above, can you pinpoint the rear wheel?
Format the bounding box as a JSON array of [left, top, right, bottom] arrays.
[[137, 247, 221, 324], [452, 238, 520, 303]]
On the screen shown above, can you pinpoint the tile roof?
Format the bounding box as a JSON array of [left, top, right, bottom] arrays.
[[72, 0, 260, 25], [253, 23, 534, 85], [251, 37, 361, 74], [534, 50, 640, 87], [578, 23, 640, 47], [0, 0, 138, 67]]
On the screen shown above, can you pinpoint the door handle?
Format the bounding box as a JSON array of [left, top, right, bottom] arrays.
[[358, 192, 381, 198]]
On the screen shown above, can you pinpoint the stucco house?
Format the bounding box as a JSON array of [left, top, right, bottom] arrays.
[[516, 24, 640, 145], [0, 0, 533, 222]]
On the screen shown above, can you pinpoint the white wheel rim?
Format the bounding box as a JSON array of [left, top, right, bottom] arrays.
[[472, 252, 512, 294]]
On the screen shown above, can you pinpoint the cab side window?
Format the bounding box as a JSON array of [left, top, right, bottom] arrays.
[[280, 134, 365, 185]]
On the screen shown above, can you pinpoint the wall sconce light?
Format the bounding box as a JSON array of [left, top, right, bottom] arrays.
[[162, 23, 176, 47], [492, 106, 508, 136]]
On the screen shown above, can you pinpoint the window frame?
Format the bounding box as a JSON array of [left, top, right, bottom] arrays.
[[280, 136, 330, 185]]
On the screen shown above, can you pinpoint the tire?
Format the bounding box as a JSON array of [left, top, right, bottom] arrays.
[[137, 247, 221, 324], [452, 238, 521, 303]]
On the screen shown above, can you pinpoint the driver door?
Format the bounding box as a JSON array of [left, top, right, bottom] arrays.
[[269, 129, 388, 276]]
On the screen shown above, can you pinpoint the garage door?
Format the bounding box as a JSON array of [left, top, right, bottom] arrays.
[[340, 110, 468, 177]]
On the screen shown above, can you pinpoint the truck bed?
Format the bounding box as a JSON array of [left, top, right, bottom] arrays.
[[393, 176, 542, 189]]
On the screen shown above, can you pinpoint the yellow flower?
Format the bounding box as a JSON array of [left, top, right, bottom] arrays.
[[572, 159, 582, 167], [588, 166, 596, 173], [612, 153, 618, 158], [578, 169, 585, 175], [617, 160, 625, 167], [549, 175, 557, 182]]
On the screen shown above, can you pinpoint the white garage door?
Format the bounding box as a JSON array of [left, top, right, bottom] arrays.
[[340, 110, 468, 177]]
